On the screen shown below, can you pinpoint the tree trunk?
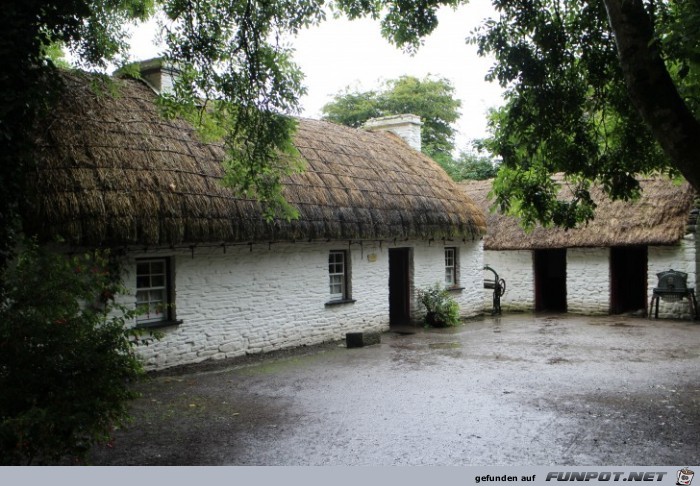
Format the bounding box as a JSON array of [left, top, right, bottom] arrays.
[[603, 0, 700, 190]]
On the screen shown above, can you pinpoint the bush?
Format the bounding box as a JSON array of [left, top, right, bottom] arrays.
[[416, 283, 460, 328], [0, 241, 144, 465]]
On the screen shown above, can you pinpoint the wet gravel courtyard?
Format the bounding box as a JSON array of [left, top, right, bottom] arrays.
[[89, 313, 700, 465]]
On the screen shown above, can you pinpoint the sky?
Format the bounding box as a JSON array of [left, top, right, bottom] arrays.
[[125, 0, 504, 152]]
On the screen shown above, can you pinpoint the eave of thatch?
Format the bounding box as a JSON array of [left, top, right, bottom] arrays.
[[460, 176, 696, 251], [25, 71, 485, 247]]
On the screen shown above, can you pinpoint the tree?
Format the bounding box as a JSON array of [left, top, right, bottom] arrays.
[[321, 75, 462, 160], [471, 0, 700, 228], [0, 241, 144, 465], [454, 151, 499, 181], [319, 89, 383, 129], [431, 146, 499, 181]]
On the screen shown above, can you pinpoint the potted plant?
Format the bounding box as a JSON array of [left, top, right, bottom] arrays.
[[416, 283, 460, 328]]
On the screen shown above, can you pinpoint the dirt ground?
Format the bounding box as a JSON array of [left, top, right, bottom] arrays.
[[88, 313, 700, 465]]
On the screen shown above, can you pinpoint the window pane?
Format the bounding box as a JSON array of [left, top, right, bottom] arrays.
[[150, 261, 165, 274], [145, 306, 163, 320], [150, 289, 165, 301], [136, 258, 171, 323], [445, 248, 457, 286], [329, 251, 347, 299], [136, 289, 149, 304]]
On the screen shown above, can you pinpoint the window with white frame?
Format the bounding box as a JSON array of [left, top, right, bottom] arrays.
[[445, 247, 458, 286], [136, 258, 172, 325], [329, 250, 348, 301]]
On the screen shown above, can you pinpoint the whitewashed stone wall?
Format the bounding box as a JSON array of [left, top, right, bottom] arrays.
[[411, 239, 484, 319], [457, 239, 486, 317], [482, 235, 698, 318], [648, 233, 698, 319], [122, 239, 483, 370], [482, 250, 534, 312], [484, 248, 612, 314], [566, 248, 610, 315]]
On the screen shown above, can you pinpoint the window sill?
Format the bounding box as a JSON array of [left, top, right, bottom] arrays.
[[445, 286, 465, 293], [325, 298, 357, 307], [135, 319, 183, 330]]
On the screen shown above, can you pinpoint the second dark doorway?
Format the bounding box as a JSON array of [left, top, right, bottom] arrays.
[[610, 246, 648, 315], [534, 249, 567, 312]]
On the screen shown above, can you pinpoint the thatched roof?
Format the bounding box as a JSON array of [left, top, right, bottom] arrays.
[[25, 71, 485, 247], [460, 176, 697, 250]]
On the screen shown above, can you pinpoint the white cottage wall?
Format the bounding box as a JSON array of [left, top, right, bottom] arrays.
[[482, 238, 699, 318], [124, 239, 483, 370], [648, 233, 698, 319], [459, 240, 486, 317], [566, 248, 610, 315], [484, 248, 612, 314], [411, 239, 484, 319], [483, 250, 534, 312]]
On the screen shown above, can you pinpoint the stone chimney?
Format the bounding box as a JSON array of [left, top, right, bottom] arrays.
[[115, 57, 179, 94], [363, 114, 423, 152]]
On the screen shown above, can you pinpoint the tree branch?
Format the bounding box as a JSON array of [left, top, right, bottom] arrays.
[[604, 0, 700, 188]]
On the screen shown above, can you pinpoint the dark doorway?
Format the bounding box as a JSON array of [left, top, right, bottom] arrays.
[[610, 246, 648, 314], [534, 249, 567, 312], [389, 248, 411, 326]]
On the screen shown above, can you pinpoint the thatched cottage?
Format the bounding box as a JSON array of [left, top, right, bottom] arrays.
[[462, 177, 698, 318], [26, 68, 486, 369]]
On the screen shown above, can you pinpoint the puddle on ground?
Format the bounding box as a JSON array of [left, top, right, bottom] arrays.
[[610, 322, 637, 328], [390, 342, 423, 350], [428, 342, 462, 350]]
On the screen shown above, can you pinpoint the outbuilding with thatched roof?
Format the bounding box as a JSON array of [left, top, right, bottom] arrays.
[[461, 176, 698, 318], [26, 65, 486, 370]]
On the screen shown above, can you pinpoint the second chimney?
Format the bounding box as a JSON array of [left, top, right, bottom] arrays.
[[363, 114, 423, 152], [115, 57, 179, 95]]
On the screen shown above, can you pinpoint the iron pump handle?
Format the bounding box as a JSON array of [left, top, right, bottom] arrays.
[[484, 264, 499, 282]]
